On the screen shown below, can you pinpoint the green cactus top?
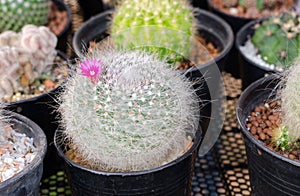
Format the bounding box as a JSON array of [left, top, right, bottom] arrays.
[[111, 0, 196, 64], [0, 0, 49, 32], [252, 12, 300, 69]]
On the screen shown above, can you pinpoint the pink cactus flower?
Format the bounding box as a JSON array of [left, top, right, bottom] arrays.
[[80, 58, 103, 82]]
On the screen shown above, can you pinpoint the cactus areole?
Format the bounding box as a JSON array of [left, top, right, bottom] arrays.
[[59, 48, 200, 172]]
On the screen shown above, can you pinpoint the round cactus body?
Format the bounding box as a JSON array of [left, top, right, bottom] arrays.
[[252, 12, 300, 68], [111, 0, 196, 64], [60, 49, 200, 172], [0, 0, 49, 32]]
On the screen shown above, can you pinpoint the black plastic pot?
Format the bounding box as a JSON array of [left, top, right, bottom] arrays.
[[236, 74, 300, 196], [51, 0, 72, 53], [54, 127, 202, 195], [236, 18, 279, 90], [72, 9, 233, 155], [4, 50, 70, 178], [77, 0, 105, 21], [0, 111, 47, 196]]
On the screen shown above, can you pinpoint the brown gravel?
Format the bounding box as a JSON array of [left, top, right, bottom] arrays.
[[246, 100, 300, 161], [47, 1, 68, 35]]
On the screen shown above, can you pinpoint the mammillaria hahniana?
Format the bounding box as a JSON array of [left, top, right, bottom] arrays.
[[59, 48, 200, 172]]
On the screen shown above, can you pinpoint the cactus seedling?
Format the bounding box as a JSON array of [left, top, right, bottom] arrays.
[[111, 0, 196, 64], [252, 12, 300, 69], [0, 0, 49, 33], [273, 60, 300, 151], [59, 48, 200, 172]]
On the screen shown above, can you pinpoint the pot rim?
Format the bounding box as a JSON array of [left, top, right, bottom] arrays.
[[0, 110, 47, 188], [236, 74, 300, 167], [54, 127, 202, 176], [72, 9, 234, 71], [51, 0, 72, 38]]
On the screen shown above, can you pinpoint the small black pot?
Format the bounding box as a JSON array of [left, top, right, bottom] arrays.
[[51, 0, 72, 53], [236, 74, 300, 195], [4, 50, 70, 178], [0, 111, 47, 195], [54, 128, 202, 195], [235, 18, 279, 89], [77, 0, 105, 21]]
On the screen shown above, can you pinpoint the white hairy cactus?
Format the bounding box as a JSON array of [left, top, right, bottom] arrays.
[[59, 48, 200, 172], [280, 61, 300, 142], [0, 24, 57, 98]]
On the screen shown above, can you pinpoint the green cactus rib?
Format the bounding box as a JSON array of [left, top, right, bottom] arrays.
[[59, 49, 200, 172], [111, 0, 195, 64], [0, 0, 49, 32], [252, 12, 300, 68]]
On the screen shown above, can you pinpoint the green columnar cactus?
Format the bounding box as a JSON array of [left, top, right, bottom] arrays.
[[111, 0, 196, 64], [274, 59, 300, 151], [0, 24, 57, 97], [59, 48, 200, 172], [0, 0, 49, 33], [252, 12, 300, 68]]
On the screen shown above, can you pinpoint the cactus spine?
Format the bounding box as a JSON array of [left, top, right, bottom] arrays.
[[111, 0, 196, 64], [252, 12, 300, 69], [273, 59, 300, 151], [0, 0, 49, 33], [59, 48, 200, 172]]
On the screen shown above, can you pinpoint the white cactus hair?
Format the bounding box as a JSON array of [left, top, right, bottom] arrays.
[[59, 44, 200, 172], [279, 57, 300, 142]]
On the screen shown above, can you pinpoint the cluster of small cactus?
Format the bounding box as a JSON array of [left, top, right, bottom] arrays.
[[0, 0, 49, 33], [224, 0, 285, 11], [0, 24, 57, 98], [59, 48, 200, 172], [272, 59, 300, 151], [252, 12, 300, 68], [111, 0, 196, 64]]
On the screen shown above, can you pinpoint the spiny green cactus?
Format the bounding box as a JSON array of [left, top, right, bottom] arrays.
[[252, 12, 300, 69], [0, 0, 49, 33], [0, 24, 57, 98], [59, 48, 200, 172], [111, 0, 196, 64], [271, 126, 294, 151]]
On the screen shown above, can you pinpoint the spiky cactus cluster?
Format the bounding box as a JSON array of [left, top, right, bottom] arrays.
[[252, 12, 300, 68], [59, 48, 200, 172], [273, 59, 300, 151], [0, 0, 49, 33], [111, 0, 196, 64], [224, 0, 284, 11], [0, 24, 57, 98]]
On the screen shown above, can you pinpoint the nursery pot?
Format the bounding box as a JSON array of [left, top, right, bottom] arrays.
[[72, 9, 233, 154], [54, 128, 202, 195], [236, 18, 279, 89], [236, 74, 300, 196], [4, 50, 70, 178], [0, 111, 47, 196], [77, 0, 105, 21], [51, 0, 72, 52]]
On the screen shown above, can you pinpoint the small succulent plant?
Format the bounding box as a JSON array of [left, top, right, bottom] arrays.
[[59, 48, 200, 172], [224, 0, 284, 11], [110, 0, 196, 64], [252, 12, 300, 68], [0, 0, 49, 33], [272, 59, 300, 151], [0, 24, 57, 98]]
